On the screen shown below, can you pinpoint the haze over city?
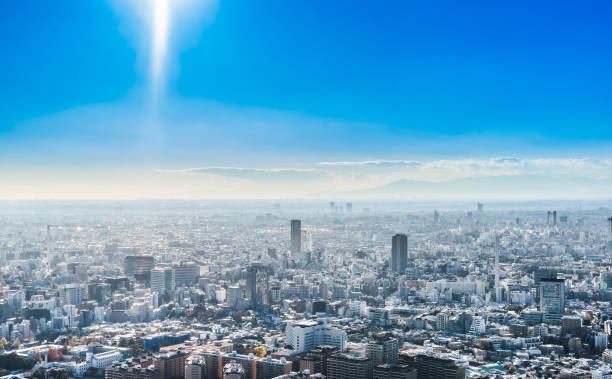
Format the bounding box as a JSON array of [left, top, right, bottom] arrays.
[[2, 2, 612, 379]]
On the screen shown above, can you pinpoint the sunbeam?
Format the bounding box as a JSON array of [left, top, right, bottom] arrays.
[[151, 0, 169, 101]]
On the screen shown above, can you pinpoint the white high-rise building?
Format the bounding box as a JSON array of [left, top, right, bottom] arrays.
[[94, 306, 105, 323], [285, 319, 346, 353], [150, 267, 175, 295], [59, 284, 84, 306], [63, 304, 77, 326]]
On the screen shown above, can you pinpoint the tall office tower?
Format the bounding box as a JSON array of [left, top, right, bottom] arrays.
[[124, 255, 155, 282], [150, 267, 175, 295], [87, 282, 112, 305], [607, 217, 612, 236], [346, 202, 353, 213], [494, 235, 502, 303], [477, 202, 484, 212], [553, 210, 557, 226], [59, 284, 85, 306], [185, 355, 207, 379], [391, 234, 408, 274], [291, 219, 302, 255], [327, 353, 373, 379], [246, 263, 270, 307], [173, 262, 200, 286], [533, 268, 556, 301], [433, 210, 439, 224], [366, 333, 399, 366], [546, 211, 552, 226], [540, 278, 565, 314], [467, 211, 473, 222], [46, 224, 52, 266]]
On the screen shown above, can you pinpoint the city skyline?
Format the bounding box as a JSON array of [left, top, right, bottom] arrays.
[[4, 3, 612, 377]]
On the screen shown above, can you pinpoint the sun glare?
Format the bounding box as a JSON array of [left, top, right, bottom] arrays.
[[151, 0, 169, 96]]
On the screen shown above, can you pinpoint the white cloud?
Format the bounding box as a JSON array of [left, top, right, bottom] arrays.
[[152, 157, 612, 198], [318, 160, 422, 167], [158, 166, 326, 180], [317, 157, 612, 181]]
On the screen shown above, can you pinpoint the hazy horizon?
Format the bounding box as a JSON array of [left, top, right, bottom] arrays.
[[2, 1, 611, 199]]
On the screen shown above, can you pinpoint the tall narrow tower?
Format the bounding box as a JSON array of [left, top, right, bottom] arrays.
[[46, 224, 51, 267], [608, 217, 612, 237], [495, 234, 502, 302], [290, 219, 301, 255], [391, 234, 408, 274]]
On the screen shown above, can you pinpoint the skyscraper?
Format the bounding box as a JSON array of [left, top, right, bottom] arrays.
[[494, 234, 501, 302], [124, 255, 155, 282], [391, 234, 408, 274], [247, 263, 271, 308], [150, 267, 175, 295], [291, 219, 302, 255], [173, 262, 200, 286], [546, 211, 552, 226], [540, 278, 565, 314]]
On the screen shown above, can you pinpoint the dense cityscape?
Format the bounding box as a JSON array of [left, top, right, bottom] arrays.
[[3, 0, 612, 377], [0, 200, 610, 378]]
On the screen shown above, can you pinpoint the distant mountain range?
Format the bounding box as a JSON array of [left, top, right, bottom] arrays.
[[327, 175, 612, 199]]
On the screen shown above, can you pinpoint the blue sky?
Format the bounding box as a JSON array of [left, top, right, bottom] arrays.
[[1, 1, 611, 199]]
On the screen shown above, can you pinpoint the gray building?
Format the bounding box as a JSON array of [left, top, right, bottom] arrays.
[[247, 263, 271, 307], [391, 234, 408, 274], [291, 219, 302, 255], [540, 278, 565, 314]]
